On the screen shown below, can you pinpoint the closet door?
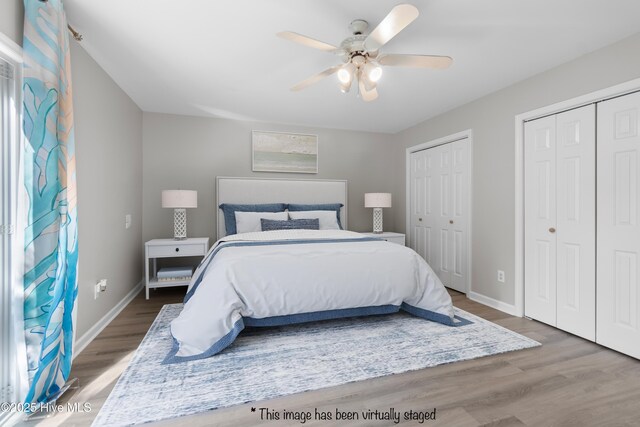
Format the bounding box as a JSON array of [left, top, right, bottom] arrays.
[[555, 106, 595, 341], [410, 149, 433, 264], [409, 140, 469, 293], [524, 106, 595, 335], [449, 139, 469, 292], [597, 91, 640, 358], [433, 143, 453, 286], [524, 115, 557, 326]]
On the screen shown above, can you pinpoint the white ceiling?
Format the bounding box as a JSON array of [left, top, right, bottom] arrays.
[[64, 0, 640, 134]]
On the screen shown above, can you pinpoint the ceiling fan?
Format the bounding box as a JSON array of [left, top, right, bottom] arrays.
[[277, 4, 452, 102]]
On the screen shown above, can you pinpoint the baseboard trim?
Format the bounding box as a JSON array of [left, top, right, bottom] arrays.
[[73, 279, 144, 359], [468, 291, 519, 317]]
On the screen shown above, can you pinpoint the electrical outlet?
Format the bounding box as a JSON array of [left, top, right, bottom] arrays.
[[94, 279, 107, 299], [497, 270, 505, 283], [125, 214, 132, 229]]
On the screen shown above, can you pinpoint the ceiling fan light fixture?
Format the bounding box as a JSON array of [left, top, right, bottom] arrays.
[[337, 63, 355, 84], [366, 63, 383, 82], [361, 73, 377, 92], [337, 68, 351, 84], [339, 79, 352, 93], [358, 77, 379, 102], [352, 54, 366, 67], [278, 4, 452, 103]]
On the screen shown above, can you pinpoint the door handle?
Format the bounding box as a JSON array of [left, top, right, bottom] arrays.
[[449, 220, 454, 224], [418, 218, 423, 221], [549, 227, 556, 233]]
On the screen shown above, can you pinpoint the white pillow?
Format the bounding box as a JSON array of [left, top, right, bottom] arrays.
[[234, 211, 288, 234], [288, 210, 340, 230]]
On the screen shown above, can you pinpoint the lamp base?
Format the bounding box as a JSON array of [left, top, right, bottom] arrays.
[[173, 208, 187, 239], [372, 208, 384, 233]]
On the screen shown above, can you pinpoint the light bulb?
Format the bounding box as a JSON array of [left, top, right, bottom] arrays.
[[337, 63, 355, 85], [366, 64, 382, 82], [338, 68, 351, 84], [369, 66, 382, 82]]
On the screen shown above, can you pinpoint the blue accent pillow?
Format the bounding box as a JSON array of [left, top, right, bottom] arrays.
[[287, 203, 344, 229], [219, 203, 287, 235], [261, 218, 320, 231]]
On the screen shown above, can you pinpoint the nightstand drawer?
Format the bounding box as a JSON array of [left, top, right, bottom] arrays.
[[147, 243, 205, 258]]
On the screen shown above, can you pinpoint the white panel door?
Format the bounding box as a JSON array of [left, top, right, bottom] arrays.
[[524, 115, 557, 326], [597, 91, 640, 358], [410, 139, 469, 293], [433, 143, 453, 286], [449, 139, 469, 292], [409, 149, 433, 264], [555, 105, 596, 340]]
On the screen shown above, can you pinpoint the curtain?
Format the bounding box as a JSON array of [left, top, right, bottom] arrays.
[[21, 0, 79, 405]]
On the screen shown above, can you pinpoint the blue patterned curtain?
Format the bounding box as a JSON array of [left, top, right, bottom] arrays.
[[21, 0, 79, 405]]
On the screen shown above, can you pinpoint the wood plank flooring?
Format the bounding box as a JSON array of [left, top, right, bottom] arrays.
[[20, 288, 640, 427]]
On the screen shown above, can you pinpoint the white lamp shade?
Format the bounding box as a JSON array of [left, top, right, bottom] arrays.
[[162, 190, 198, 208], [364, 193, 392, 208]]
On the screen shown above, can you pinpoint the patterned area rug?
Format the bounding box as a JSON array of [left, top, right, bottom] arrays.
[[92, 304, 539, 426]]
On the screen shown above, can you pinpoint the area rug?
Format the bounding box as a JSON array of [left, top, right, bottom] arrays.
[[92, 304, 539, 426]]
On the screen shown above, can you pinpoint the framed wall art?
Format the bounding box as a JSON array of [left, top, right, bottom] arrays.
[[252, 131, 318, 174]]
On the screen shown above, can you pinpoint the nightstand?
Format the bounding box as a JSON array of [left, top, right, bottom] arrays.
[[144, 237, 210, 299], [360, 232, 406, 246]]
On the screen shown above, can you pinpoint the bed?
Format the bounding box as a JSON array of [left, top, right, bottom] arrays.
[[164, 177, 459, 364]]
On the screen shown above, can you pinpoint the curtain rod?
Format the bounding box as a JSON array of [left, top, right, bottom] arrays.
[[37, 0, 83, 41], [67, 24, 83, 42]]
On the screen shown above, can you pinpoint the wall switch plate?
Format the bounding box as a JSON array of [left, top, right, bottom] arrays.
[[497, 270, 505, 283], [94, 279, 107, 299], [125, 214, 132, 229]]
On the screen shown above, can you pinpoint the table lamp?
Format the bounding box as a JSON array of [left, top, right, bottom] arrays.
[[162, 190, 197, 239], [365, 193, 392, 233]]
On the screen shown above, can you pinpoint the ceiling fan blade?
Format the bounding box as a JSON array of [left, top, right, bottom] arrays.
[[379, 54, 453, 69], [364, 4, 419, 52], [358, 78, 379, 102], [277, 31, 338, 52], [291, 65, 341, 92]]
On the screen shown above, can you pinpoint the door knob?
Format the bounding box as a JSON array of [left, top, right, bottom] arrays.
[[418, 218, 423, 221], [549, 227, 556, 233], [449, 220, 454, 224]]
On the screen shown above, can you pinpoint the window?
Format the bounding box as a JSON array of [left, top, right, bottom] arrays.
[[0, 34, 24, 423]]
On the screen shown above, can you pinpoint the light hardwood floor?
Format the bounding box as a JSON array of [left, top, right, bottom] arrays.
[[21, 288, 640, 427]]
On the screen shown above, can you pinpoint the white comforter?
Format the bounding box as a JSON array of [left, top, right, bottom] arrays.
[[166, 230, 454, 363]]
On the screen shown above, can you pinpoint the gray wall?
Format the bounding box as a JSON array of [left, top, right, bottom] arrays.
[[72, 42, 143, 338], [394, 32, 640, 306], [0, 0, 23, 45], [142, 113, 395, 243]]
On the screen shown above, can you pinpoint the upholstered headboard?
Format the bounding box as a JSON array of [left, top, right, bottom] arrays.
[[216, 177, 348, 238]]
